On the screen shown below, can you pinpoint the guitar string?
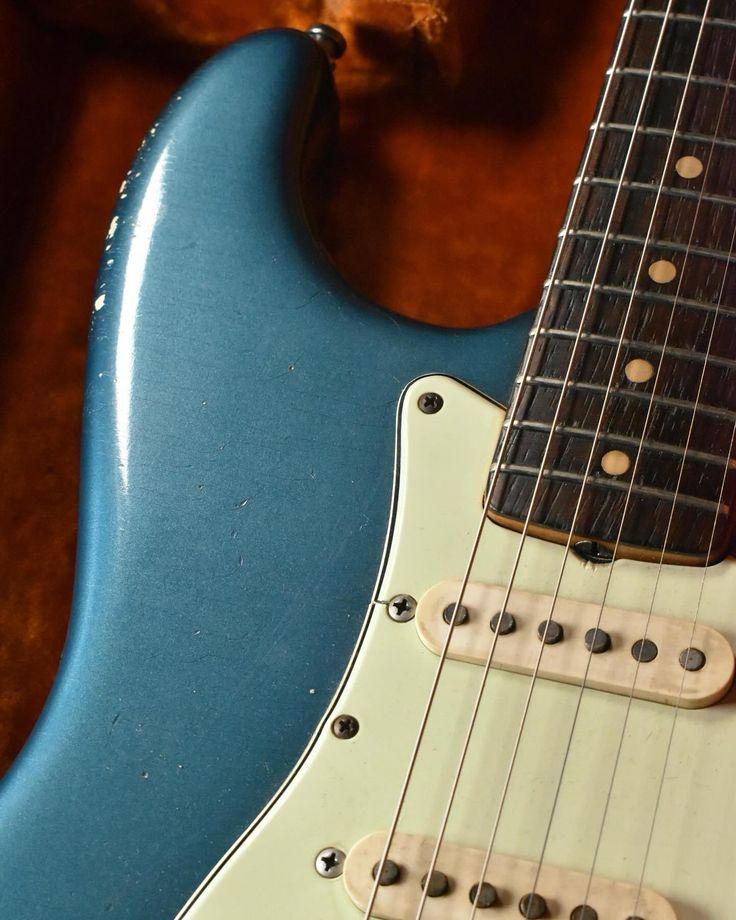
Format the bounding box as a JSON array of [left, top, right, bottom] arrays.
[[470, 3, 715, 920], [575, 45, 736, 918], [464, 4, 725, 915], [408, 3, 686, 917], [360, 4, 642, 916], [597, 212, 736, 920], [628, 233, 736, 920]]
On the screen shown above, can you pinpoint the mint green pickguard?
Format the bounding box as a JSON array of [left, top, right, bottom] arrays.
[[179, 376, 736, 919]]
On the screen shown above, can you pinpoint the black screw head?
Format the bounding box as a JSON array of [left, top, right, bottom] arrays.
[[443, 603, 470, 626], [421, 869, 450, 897], [331, 714, 359, 739], [519, 891, 547, 918], [631, 638, 658, 663], [371, 859, 401, 886], [469, 881, 498, 908], [679, 647, 706, 671], [573, 540, 614, 564], [491, 610, 516, 635], [537, 618, 564, 645], [571, 906, 598, 920], [584, 627, 611, 654], [418, 392, 444, 414]]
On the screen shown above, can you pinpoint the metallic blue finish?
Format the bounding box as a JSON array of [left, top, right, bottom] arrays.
[[0, 30, 532, 919]]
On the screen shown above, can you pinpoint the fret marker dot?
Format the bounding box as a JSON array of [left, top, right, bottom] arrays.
[[675, 155, 703, 179], [601, 450, 630, 476], [648, 260, 677, 284], [625, 358, 654, 384]]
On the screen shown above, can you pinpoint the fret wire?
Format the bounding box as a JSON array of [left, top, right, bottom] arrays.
[[574, 175, 735, 208], [597, 121, 736, 146], [521, 375, 736, 422], [545, 278, 736, 319], [532, 326, 736, 370], [508, 418, 736, 468], [495, 463, 729, 514], [630, 10, 736, 28], [608, 65, 736, 88], [559, 228, 736, 261]]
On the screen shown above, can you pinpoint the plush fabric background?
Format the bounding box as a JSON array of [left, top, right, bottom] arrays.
[[0, 0, 622, 775]]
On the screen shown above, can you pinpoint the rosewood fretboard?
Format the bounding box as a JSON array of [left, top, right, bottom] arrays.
[[489, 0, 736, 565]]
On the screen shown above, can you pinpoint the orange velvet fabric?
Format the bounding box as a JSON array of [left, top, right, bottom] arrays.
[[0, 0, 622, 776]]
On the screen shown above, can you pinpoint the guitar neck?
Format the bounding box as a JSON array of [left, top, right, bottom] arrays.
[[489, 0, 736, 566]]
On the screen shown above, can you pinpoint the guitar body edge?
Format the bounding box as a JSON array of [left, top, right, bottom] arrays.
[[0, 30, 530, 920]]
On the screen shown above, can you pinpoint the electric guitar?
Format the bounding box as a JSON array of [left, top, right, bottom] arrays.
[[1, 3, 734, 919]]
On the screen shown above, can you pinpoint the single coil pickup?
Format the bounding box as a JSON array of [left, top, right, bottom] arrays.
[[344, 832, 677, 919], [415, 581, 734, 709]]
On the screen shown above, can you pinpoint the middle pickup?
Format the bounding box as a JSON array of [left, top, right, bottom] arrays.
[[415, 581, 734, 709]]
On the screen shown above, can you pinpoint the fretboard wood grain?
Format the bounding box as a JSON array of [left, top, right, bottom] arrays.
[[489, 0, 736, 564]]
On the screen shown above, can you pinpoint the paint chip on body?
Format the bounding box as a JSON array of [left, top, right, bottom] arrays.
[[106, 215, 119, 240], [94, 294, 106, 311]]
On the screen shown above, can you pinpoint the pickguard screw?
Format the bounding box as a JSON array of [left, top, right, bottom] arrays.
[[679, 647, 706, 671], [418, 392, 444, 414], [372, 859, 401, 886], [631, 638, 658, 663], [387, 594, 416, 622], [443, 603, 470, 626], [490, 610, 516, 635], [571, 906, 598, 920], [537, 619, 564, 644], [469, 881, 498, 908], [519, 891, 547, 918], [584, 627, 611, 654], [421, 869, 450, 897], [315, 847, 345, 878], [331, 714, 359, 739]]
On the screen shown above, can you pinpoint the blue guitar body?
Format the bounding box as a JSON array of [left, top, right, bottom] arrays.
[[0, 30, 530, 919]]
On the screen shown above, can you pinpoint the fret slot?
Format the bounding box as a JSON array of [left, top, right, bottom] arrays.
[[597, 122, 736, 148], [608, 65, 736, 89], [575, 175, 736, 208], [546, 278, 736, 320], [630, 11, 736, 30], [534, 327, 736, 371], [494, 463, 728, 515], [521, 375, 736, 422], [561, 228, 736, 262], [509, 418, 735, 468]]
